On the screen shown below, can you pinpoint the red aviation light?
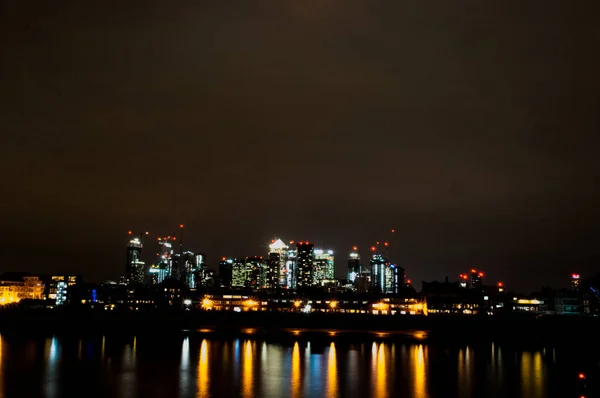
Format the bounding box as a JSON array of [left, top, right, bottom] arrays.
[[353, 246, 358, 251], [479, 272, 484, 277], [180, 224, 184, 228], [371, 246, 376, 251], [384, 242, 389, 247], [128, 231, 132, 235], [471, 269, 477, 273], [498, 282, 503, 287]]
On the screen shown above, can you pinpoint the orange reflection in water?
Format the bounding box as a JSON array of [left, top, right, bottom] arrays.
[[242, 340, 254, 398], [413, 345, 427, 398], [371, 343, 387, 398], [291, 342, 301, 398], [327, 342, 337, 398], [197, 339, 209, 398], [520, 352, 544, 398]]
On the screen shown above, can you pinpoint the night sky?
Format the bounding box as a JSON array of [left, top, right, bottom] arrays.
[[2, 1, 599, 292]]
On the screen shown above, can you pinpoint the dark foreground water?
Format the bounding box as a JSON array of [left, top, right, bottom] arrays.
[[0, 333, 596, 398]]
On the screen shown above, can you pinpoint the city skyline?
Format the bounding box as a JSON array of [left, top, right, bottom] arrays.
[[2, 1, 599, 293]]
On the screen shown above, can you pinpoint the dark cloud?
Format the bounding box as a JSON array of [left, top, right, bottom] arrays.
[[1, 1, 599, 291]]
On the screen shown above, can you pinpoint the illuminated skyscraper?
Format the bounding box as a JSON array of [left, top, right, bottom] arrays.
[[296, 242, 314, 290], [286, 249, 297, 288], [126, 237, 145, 284], [150, 237, 174, 284], [370, 253, 402, 294], [268, 239, 290, 288], [347, 249, 360, 283], [313, 249, 334, 285], [246, 256, 266, 289], [266, 252, 280, 290], [231, 258, 248, 288], [571, 274, 581, 291]]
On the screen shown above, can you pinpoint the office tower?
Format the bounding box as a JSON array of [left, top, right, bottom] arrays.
[[313, 249, 334, 285], [219, 258, 234, 289], [470, 269, 483, 291], [191, 252, 207, 288], [268, 239, 290, 288], [370, 253, 389, 293], [126, 237, 145, 284], [150, 237, 174, 284], [347, 249, 361, 283], [266, 253, 280, 290], [286, 249, 297, 289], [180, 251, 200, 288], [572, 274, 581, 291], [246, 256, 266, 289], [296, 242, 314, 289], [231, 258, 248, 288], [459, 273, 469, 288]]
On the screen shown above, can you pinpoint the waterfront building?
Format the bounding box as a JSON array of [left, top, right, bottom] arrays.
[[46, 275, 82, 306], [0, 273, 45, 304]]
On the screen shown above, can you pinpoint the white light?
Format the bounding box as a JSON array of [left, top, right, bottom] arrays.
[[314, 249, 324, 255], [328, 250, 334, 255], [350, 253, 359, 258], [269, 239, 289, 250], [484, 296, 489, 301], [303, 304, 312, 313], [183, 299, 192, 306]]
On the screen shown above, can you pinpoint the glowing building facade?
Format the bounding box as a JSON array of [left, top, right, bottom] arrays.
[[268, 239, 290, 288], [126, 237, 145, 284], [246, 256, 266, 289], [0, 274, 44, 305], [347, 251, 361, 283], [231, 258, 248, 288], [370, 254, 402, 294], [313, 249, 334, 285]]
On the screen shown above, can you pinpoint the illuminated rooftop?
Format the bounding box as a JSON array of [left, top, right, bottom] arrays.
[[269, 239, 288, 251]]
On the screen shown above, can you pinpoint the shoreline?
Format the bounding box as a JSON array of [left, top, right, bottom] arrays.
[[1, 308, 598, 344]]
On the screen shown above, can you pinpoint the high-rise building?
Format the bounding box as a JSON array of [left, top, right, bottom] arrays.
[[246, 256, 266, 289], [370, 253, 402, 294], [268, 239, 290, 288], [150, 237, 175, 284], [571, 274, 581, 291], [313, 249, 334, 285], [296, 242, 314, 289], [286, 249, 297, 289], [219, 258, 234, 289], [266, 253, 280, 290], [126, 237, 145, 284], [347, 249, 361, 283], [190, 252, 207, 289], [180, 251, 201, 288], [231, 258, 248, 288]]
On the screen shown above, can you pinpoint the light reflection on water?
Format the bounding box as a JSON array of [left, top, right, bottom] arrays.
[[0, 335, 571, 398]]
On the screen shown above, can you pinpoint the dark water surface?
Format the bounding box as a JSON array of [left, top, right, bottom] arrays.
[[0, 333, 596, 397]]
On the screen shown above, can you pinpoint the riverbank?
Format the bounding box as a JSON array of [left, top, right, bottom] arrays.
[[0, 308, 598, 344]]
